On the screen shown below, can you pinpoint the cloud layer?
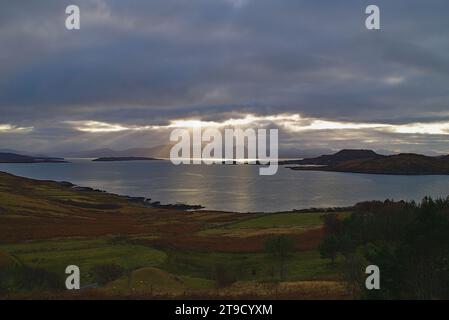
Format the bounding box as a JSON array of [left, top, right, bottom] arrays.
[[1, 0, 449, 154]]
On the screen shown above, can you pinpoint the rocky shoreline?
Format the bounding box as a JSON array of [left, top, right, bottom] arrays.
[[56, 181, 205, 211]]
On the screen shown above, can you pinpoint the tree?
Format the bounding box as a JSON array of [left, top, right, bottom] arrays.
[[322, 213, 343, 235], [326, 197, 449, 299], [319, 235, 339, 265], [264, 235, 295, 281]]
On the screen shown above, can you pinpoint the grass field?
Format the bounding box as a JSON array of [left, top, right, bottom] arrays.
[[0, 251, 16, 268], [105, 267, 215, 295], [0, 171, 351, 299], [198, 211, 348, 237], [0, 238, 166, 284], [161, 250, 342, 282], [228, 212, 325, 228], [102, 268, 349, 299], [1, 238, 343, 295]]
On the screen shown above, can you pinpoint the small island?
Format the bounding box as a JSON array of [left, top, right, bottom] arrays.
[[92, 157, 160, 162]]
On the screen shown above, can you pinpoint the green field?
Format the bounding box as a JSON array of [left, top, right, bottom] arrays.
[[162, 250, 342, 282], [106, 267, 215, 294], [0, 172, 350, 298], [1, 237, 342, 294], [0, 212, 345, 293], [0, 238, 166, 284], [199, 211, 348, 237], [228, 212, 325, 229]]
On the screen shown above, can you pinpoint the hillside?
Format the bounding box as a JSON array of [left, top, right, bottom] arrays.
[[0, 152, 67, 163], [291, 152, 449, 175], [281, 149, 384, 166], [0, 171, 245, 242], [0, 171, 347, 299]]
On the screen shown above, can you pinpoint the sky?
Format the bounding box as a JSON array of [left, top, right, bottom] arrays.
[[1, 0, 449, 155]]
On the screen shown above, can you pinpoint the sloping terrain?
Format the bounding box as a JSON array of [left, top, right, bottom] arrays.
[[0, 171, 348, 299], [0, 171, 245, 242], [0, 152, 66, 163], [291, 151, 449, 175]]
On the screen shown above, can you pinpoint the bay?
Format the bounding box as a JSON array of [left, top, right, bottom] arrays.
[[1, 159, 449, 212]]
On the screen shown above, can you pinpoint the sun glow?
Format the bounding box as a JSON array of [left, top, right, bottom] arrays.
[[168, 114, 302, 128], [284, 119, 390, 132], [0, 124, 33, 133], [393, 122, 449, 135], [66, 114, 449, 136], [64, 121, 160, 133]]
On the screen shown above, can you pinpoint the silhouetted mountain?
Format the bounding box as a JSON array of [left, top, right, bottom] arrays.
[[64, 145, 172, 159], [330, 153, 449, 175], [66, 145, 342, 162], [64, 148, 117, 158], [278, 148, 334, 159], [0, 148, 25, 154], [282, 149, 384, 165], [291, 152, 449, 175], [92, 157, 159, 162], [0, 149, 50, 158], [0, 152, 67, 163]]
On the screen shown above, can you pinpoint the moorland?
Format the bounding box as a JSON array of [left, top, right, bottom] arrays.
[[1, 170, 449, 300]]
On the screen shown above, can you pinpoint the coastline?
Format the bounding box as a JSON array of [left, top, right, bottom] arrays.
[[0, 170, 352, 214], [289, 165, 449, 176]]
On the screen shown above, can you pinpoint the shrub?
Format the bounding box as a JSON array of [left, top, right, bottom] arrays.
[[214, 264, 237, 288], [91, 264, 125, 285], [0, 266, 61, 294]]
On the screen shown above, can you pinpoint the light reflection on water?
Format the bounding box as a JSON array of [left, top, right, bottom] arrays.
[[1, 159, 449, 212]]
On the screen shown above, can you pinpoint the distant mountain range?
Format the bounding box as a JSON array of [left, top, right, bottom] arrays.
[[62, 145, 336, 160], [0, 149, 50, 158], [289, 149, 449, 175], [281, 149, 383, 166], [92, 157, 159, 162], [63, 145, 172, 159], [3, 147, 449, 175], [2, 144, 319, 161], [0, 152, 67, 163]]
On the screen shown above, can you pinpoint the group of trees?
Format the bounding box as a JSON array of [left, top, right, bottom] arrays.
[[319, 197, 449, 299], [213, 235, 296, 288], [264, 235, 295, 281]]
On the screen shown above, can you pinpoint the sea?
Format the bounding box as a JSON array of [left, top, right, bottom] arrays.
[[1, 159, 449, 212]]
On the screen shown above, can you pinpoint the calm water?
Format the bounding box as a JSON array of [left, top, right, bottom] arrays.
[[1, 159, 449, 212]]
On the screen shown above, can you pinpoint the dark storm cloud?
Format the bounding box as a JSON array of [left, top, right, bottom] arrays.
[[1, 0, 449, 152]]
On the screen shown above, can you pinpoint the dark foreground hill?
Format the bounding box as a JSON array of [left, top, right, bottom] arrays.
[[291, 151, 449, 175], [0, 152, 67, 163]]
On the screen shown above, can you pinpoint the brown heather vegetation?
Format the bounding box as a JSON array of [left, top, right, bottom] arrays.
[[151, 228, 324, 253], [0, 171, 349, 299], [0, 171, 249, 243]]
